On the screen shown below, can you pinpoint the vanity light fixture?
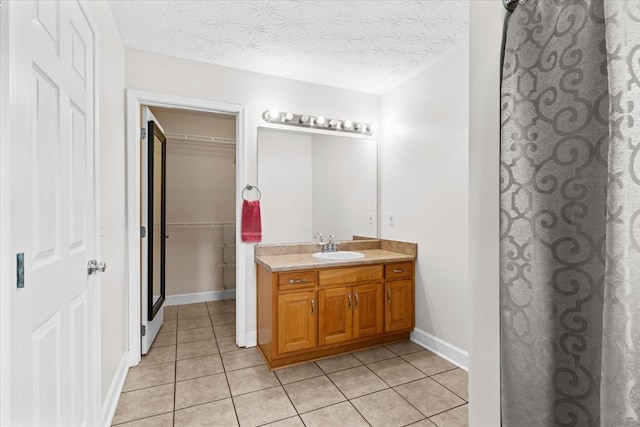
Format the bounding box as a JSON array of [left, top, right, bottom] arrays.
[[262, 110, 375, 135]]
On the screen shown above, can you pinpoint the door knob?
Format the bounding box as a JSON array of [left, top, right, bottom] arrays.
[[87, 259, 107, 275]]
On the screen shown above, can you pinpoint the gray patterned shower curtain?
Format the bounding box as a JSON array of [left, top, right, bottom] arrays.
[[500, 1, 640, 425]]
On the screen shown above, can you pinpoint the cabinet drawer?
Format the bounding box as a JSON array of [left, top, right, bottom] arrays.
[[319, 265, 382, 286], [278, 270, 316, 291], [385, 262, 413, 279]]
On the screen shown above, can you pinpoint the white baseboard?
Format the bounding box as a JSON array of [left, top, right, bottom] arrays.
[[101, 353, 129, 427], [165, 290, 236, 306], [410, 327, 469, 371]]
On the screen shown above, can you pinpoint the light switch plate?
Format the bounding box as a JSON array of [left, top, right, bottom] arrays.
[[388, 212, 394, 225]]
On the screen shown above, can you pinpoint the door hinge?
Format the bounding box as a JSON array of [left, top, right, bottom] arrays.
[[141, 325, 146, 336], [16, 253, 24, 288], [140, 226, 146, 238], [140, 128, 147, 139]]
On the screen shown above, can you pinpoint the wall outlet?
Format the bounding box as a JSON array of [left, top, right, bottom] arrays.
[[388, 212, 394, 225], [368, 213, 375, 225]]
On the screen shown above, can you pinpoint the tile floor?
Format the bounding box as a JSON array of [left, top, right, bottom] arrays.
[[112, 301, 468, 427]]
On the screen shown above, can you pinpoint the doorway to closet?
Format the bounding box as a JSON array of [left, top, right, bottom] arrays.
[[143, 106, 238, 351]]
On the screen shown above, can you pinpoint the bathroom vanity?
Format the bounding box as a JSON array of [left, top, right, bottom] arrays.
[[255, 239, 416, 369]]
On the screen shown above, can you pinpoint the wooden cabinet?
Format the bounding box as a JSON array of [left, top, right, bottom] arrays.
[[384, 262, 415, 333], [277, 291, 317, 353], [318, 283, 383, 345], [257, 260, 414, 369]]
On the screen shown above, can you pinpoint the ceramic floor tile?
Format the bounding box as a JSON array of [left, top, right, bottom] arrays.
[[429, 404, 468, 427], [432, 369, 468, 401], [300, 401, 369, 427], [152, 331, 177, 348], [112, 384, 174, 425], [177, 327, 215, 344], [409, 419, 438, 426], [176, 354, 224, 381], [213, 322, 236, 338], [164, 305, 178, 314], [368, 357, 426, 386], [315, 353, 362, 374], [122, 362, 175, 392], [138, 345, 176, 367], [274, 362, 323, 385], [177, 316, 212, 331], [178, 302, 207, 311], [217, 335, 240, 353], [403, 350, 458, 376], [174, 399, 239, 427], [394, 378, 465, 418], [283, 375, 346, 414], [328, 365, 389, 399], [221, 347, 264, 371], [159, 320, 177, 333], [351, 388, 424, 427], [178, 307, 210, 320], [176, 339, 219, 360], [386, 340, 425, 356], [113, 412, 173, 427], [175, 373, 230, 410], [207, 300, 236, 315], [233, 386, 297, 427], [262, 416, 305, 427], [227, 365, 279, 396], [353, 345, 397, 365], [164, 311, 177, 321], [211, 313, 236, 325]]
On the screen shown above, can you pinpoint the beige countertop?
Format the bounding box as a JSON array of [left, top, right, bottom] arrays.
[[255, 248, 415, 272]]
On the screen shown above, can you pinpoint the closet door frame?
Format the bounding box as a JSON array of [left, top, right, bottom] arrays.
[[124, 90, 247, 366]]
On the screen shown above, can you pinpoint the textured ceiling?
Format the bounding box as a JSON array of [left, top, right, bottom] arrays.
[[109, 1, 469, 94]]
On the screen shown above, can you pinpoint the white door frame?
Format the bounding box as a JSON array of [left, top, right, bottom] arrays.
[[125, 90, 247, 365]]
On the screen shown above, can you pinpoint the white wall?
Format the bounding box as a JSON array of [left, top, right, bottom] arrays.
[[257, 129, 313, 244], [125, 49, 381, 344], [380, 47, 470, 361], [150, 108, 237, 296], [312, 135, 377, 241], [83, 0, 128, 412], [468, 2, 503, 425]]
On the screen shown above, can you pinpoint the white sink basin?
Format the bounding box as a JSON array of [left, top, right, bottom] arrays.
[[312, 251, 365, 260]]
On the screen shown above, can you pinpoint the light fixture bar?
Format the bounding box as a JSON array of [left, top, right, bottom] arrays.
[[262, 110, 375, 136]]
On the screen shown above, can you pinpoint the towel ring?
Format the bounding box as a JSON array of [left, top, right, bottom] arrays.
[[242, 184, 262, 201]]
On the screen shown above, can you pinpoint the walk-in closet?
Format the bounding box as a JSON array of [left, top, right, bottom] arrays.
[[149, 107, 237, 304]]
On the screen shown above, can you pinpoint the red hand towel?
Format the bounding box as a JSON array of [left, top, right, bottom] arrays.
[[241, 200, 262, 243]]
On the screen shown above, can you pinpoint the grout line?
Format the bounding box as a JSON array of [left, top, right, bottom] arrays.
[[111, 409, 174, 426], [322, 362, 373, 426]]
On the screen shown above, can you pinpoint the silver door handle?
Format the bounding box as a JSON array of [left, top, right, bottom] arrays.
[[87, 259, 107, 275], [311, 298, 315, 315], [354, 292, 359, 308], [348, 293, 352, 309]]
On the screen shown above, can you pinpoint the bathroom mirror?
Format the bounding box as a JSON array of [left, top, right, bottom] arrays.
[[257, 127, 378, 244]]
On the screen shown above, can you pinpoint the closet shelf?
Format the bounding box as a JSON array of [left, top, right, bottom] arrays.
[[166, 222, 236, 229], [216, 243, 236, 248], [166, 132, 236, 149]]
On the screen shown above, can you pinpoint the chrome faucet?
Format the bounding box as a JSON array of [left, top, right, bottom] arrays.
[[317, 234, 339, 253]]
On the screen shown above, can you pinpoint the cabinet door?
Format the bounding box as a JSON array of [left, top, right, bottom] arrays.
[[278, 291, 317, 353], [319, 287, 353, 345], [385, 280, 414, 332], [354, 283, 383, 338]]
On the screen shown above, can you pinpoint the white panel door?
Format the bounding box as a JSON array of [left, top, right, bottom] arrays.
[[9, 1, 98, 425]]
